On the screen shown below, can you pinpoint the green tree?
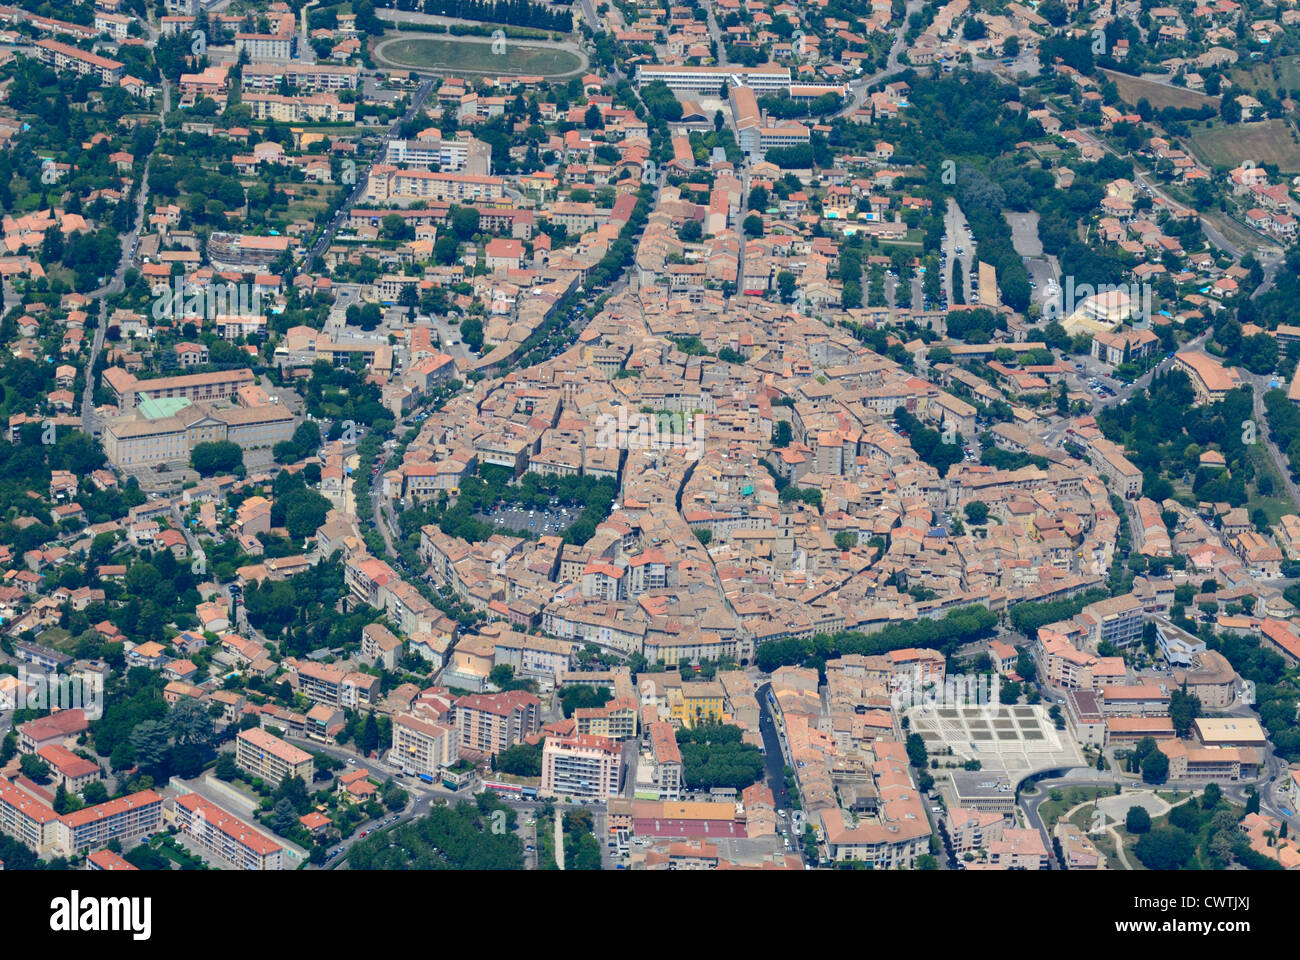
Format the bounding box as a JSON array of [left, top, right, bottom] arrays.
[[20, 753, 51, 783], [1135, 826, 1196, 870], [215, 752, 240, 781], [269, 798, 299, 833], [1169, 688, 1201, 738], [191, 440, 243, 477], [1126, 805, 1151, 833], [1141, 747, 1170, 785], [495, 741, 543, 778], [170, 698, 213, 745], [359, 711, 380, 757], [81, 780, 109, 805], [129, 719, 171, 773], [489, 664, 515, 689], [906, 732, 928, 768]]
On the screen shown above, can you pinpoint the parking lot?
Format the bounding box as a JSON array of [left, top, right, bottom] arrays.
[[476, 503, 577, 536], [942, 198, 975, 307]]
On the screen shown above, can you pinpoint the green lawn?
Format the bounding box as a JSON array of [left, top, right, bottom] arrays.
[[876, 229, 925, 250], [150, 835, 208, 870], [1037, 785, 1114, 832], [36, 627, 76, 652]]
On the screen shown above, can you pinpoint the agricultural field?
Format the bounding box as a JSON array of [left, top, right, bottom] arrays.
[[284, 182, 345, 223], [1228, 56, 1300, 95], [373, 35, 584, 77], [1187, 118, 1300, 173], [1104, 70, 1219, 112]]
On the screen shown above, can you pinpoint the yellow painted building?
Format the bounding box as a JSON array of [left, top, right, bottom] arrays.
[[669, 681, 725, 728]]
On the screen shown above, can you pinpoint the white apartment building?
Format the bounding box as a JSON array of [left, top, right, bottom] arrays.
[[540, 733, 623, 801]]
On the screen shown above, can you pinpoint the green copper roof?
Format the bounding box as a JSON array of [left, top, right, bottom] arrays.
[[137, 395, 192, 420]]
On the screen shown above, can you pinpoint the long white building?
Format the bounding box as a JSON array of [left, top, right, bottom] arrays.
[[634, 64, 791, 95]]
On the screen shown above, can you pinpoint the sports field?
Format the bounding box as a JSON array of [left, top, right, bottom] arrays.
[[374, 35, 583, 76]]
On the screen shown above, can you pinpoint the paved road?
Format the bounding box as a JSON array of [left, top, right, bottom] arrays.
[[942, 198, 974, 305], [1091, 332, 1210, 411], [578, 0, 602, 33], [553, 810, 566, 870], [831, 0, 922, 119], [703, 0, 727, 65], [326, 791, 445, 870], [1250, 246, 1286, 299], [1021, 776, 1119, 869], [1246, 369, 1300, 512], [301, 78, 436, 269], [80, 79, 169, 437], [756, 681, 803, 861]]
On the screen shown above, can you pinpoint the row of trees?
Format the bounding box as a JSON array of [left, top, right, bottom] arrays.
[[754, 605, 999, 673], [417, 0, 571, 30]]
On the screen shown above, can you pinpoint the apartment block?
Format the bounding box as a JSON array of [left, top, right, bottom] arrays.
[[364, 166, 505, 204], [1077, 593, 1145, 649], [174, 793, 283, 870], [574, 696, 639, 741], [240, 63, 360, 91], [638, 721, 683, 801], [235, 728, 315, 787], [668, 681, 724, 728], [453, 691, 541, 756], [541, 733, 623, 801], [34, 39, 125, 84], [56, 790, 164, 855], [242, 92, 354, 123], [293, 660, 380, 710], [391, 712, 460, 778], [0, 777, 61, 856], [235, 31, 296, 61]]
